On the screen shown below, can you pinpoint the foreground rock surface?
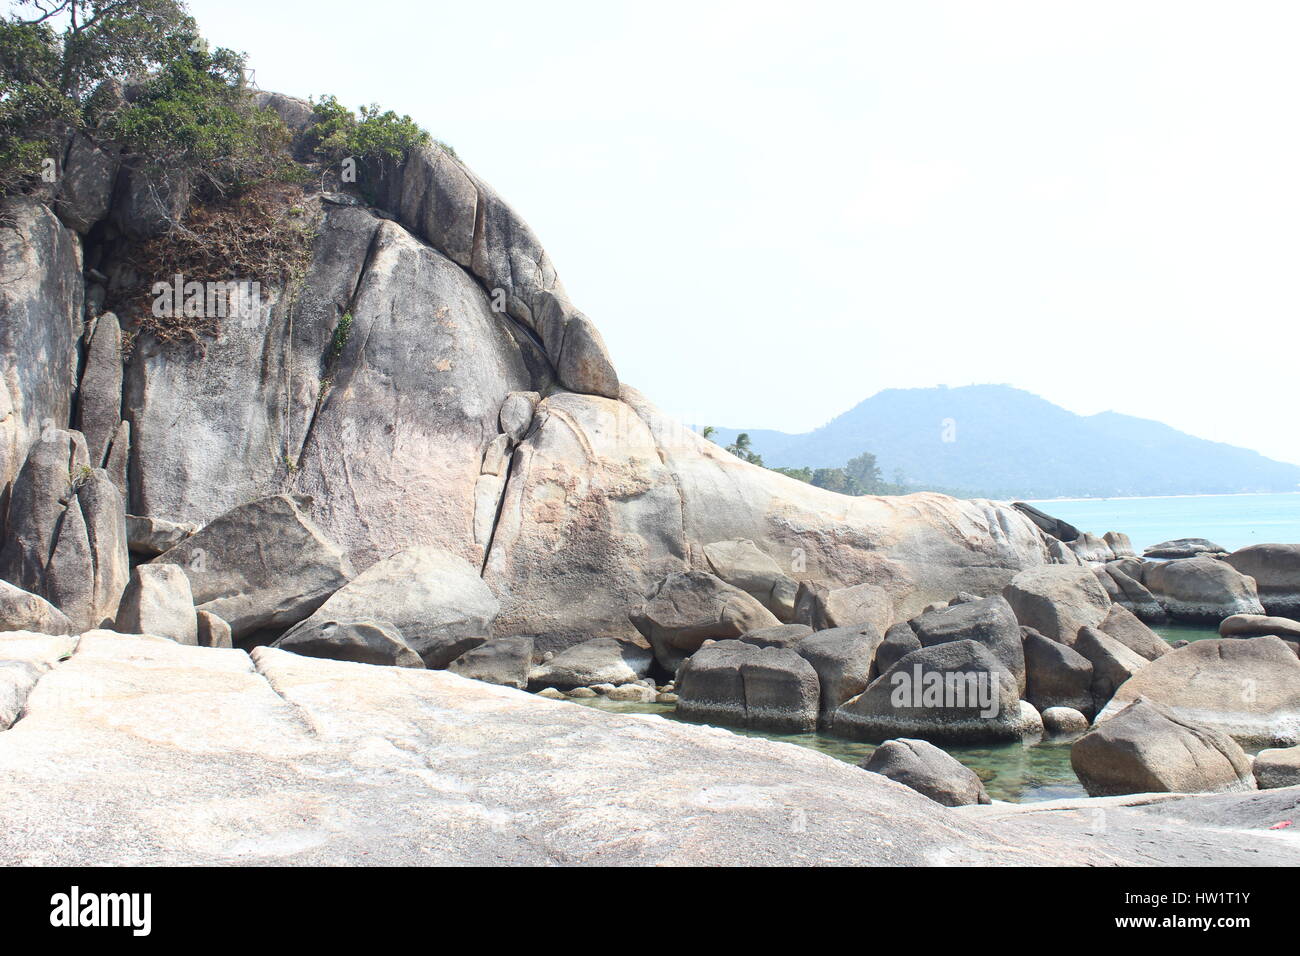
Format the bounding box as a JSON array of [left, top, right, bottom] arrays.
[[0, 632, 1295, 865]]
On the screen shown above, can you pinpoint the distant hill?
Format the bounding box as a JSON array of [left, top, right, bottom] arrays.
[[709, 385, 1300, 499]]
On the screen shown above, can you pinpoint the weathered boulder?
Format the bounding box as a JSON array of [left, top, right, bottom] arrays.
[[276, 619, 423, 668], [1102, 563, 1166, 623], [702, 538, 798, 621], [1003, 565, 1111, 646], [742, 647, 820, 732], [1074, 625, 1148, 713], [1104, 531, 1136, 559], [1071, 698, 1254, 797], [675, 640, 818, 733], [498, 391, 540, 443], [126, 515, 199, 556], [1099, 637, 1300, 747], [154, 495, 353, 640], [527, 637, 652, 690], [196, 610, 232, 649], [1253, 746, 1300, 790], [674, 639, 756, 726], [795, 624, 883, 719], [1143, 557, 1264, 623], [1097, 604, 1168, 661], [793, 580, 893, 635], [449, 636, 534, 690], [0, 429, 88, 593], [834, 640, 1041, 744], [53, 132, 119, 233], [1219, 613, 1300, 640], [1070, 532, 1115, 563], [364, 144, 620, 398], [1011, 502, 1079, 541], [1041, 706, 1089, 735], [912, 595, 1025, 695], [274, 546, 496, 668], [74, 312, 122, 467], [859, 738, 990, 807], [630, 570, 779, 673], [0, 580, 73, 635], [1144, 538, 1227, 559], [1023, 628, 1094, 717], [740, 623, 813, 649], [45, 468, 129, 631], [115, 564, 197, 645], [0, 200, 82, 503], [877, 621, 922, 674], [1224, 544, 1300, 618]]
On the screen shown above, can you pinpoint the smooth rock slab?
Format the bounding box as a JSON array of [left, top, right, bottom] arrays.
[[527, 637, 652, 690], [0, 634, 1297, 865]]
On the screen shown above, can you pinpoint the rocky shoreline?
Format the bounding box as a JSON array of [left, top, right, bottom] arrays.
[[2, 89, 1299, 864]]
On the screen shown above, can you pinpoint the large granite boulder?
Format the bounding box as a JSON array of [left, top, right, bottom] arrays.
[[0, 429, 88, 593], [74, 312, 123, 467], [274, 546, 496, 668], [125, 515, 198, 557], [1071, 698, 1255, 797], [0, 200, 82, 505], [675, 639, 819, 733], [1101, 563, 1166, 623], [1070, 532, 1115, 563], [877, 621, 922, 673], [527, 637, 652, 690], [1010, 502, 1080, 541], [859, 738, 990, 807], [912, 595, 1025, 695], [795, 624, 883, 720], [1143, 557, 1265, 624], [1144, 538, 1227, 559], [275, 619, 422, 668], [1220, 614, 1300, 640], [1022, 628, 1094, 717], [0, 580, 74, 635], [1002, 565, 1111, 646], [448, 636, 534, 690], [1098, 637, 1300, 747], [702, 538, 798, 621], [630, 571, 780, 673], [834, 640, 1041, 744], [1096, 604, 1168, 661], [53, 132, 119, 233], [1253, 746, 1300, 790], [1224, 544, 1300, 618], [740, 623, 813, 649], [793, 581, 894, 635], [1073, 625, 1148, 713], [115, 564, 198, 645], [154, 495, 353, 640]]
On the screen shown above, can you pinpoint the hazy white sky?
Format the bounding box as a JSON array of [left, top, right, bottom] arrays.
[[190, 0, 1300, 464]]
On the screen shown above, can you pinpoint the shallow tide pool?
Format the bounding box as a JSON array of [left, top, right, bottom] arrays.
[[575, 623, 1222, 803]]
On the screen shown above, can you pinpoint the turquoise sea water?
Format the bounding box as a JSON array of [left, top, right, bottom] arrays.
[[1022, 492, 1300, 554]]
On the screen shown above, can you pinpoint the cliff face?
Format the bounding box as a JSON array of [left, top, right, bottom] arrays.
[[1, 94, 1051, 652]]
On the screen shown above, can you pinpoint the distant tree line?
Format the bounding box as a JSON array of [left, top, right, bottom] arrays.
[[704, 430, 911, 496]]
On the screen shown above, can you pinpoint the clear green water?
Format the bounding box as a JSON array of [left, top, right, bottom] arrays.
[[577, 625, 1224, 803]]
